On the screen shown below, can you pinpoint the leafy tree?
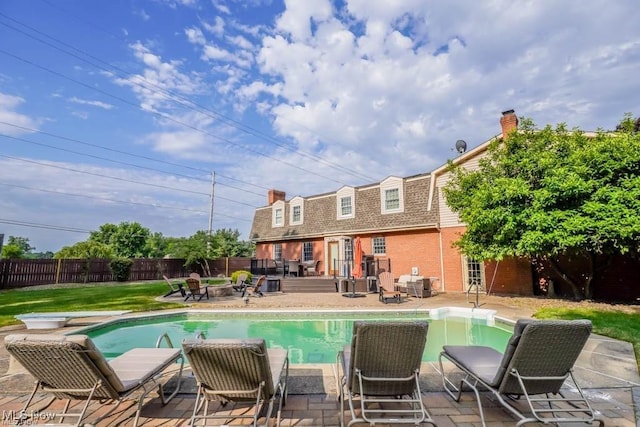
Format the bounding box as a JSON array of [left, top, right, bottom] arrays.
[[1, 244, 24, 259], [144, 232, 167, 258], [0, 236, 34, 259], [55, 240, 115, 259], [89, 223, 118, 245], [167, 231, 211, 275], [90, 222, 151, 258], [210, 228, 255, 257], [444, 114, 640, 300], [32, 251, 54, 259]]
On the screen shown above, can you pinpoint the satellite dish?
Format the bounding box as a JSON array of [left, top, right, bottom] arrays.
[[455, 139, 467, 153]]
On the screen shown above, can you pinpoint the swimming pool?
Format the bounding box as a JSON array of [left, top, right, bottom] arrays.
[[81, 309, 513, 363]]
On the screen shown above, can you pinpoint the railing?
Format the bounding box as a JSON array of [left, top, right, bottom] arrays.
[[250, 257, 391, 278]]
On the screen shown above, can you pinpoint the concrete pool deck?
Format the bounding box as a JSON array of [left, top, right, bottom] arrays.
[[1, 292, 638, 425]]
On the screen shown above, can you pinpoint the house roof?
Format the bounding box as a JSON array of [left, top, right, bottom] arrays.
[[250, 173, 439, 242]]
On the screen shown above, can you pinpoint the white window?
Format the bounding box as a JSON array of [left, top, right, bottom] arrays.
[[380, 177, 404, 214], [302, 242, 313, 262], [290, 196, 303, 225], [372, 237, 386, 255], [340, 197, 352, 216], [273, 243, 282, 261], [385, 188, 399, 210], [272, 200, 285, 228], [336, 186, 355, 219]]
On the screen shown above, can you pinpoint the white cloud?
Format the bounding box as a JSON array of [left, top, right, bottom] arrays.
[[68, 97, 115, 110], [201, 16, 225, 37], [112, 41, 205, 113], [0, 93, 38, 135], [229, 0, 640, 180]]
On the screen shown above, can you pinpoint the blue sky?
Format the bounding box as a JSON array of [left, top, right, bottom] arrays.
[[1, 0, 639, 252]]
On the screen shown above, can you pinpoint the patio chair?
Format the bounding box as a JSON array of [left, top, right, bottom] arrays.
[[4, 333, 184, 427], [273, 259, 285, 276], [242, 275, 265, 297], [231, 272, 248, 292], [163, 274, 186, 297], [378, 271, 401, 303], [182, 337, 289, 427], [305, 259, 320, 276], [439, 319, 603, 426], [185, 277, 210, 301], [335, 321, 435, 427], [287, 259, 300, 277]]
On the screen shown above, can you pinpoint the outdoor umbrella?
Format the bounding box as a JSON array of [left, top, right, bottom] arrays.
[[352, 237, 363, 279], [343, 237, 365, 298]]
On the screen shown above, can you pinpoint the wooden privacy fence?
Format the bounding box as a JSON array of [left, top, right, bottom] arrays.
[[0, 257, 252, 289]]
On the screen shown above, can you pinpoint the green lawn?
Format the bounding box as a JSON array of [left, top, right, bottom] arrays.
[[0, 281, 186, 328], [535, 307, 640, 369]]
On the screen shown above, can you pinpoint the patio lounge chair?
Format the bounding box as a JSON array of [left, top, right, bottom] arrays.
[[378, 271, 401, 303], [242, 275, 265, 297], [335, 321, 435, 427], [185, 276, 210, 301], [182, 337, 289, 427], [163, 274, 186, 297], [439, 319, 603, 426], [4, 333, 184, 427], [231, 272, 248, 292]]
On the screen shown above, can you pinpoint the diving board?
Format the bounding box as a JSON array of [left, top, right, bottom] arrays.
[[15, 310, 131, 330]]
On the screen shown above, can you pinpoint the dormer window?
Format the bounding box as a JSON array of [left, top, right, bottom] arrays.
[[380, 176, 404, 214], [336, 186, 355, 219], [272, 200, 285, 228], [289, 196, 304, 225]]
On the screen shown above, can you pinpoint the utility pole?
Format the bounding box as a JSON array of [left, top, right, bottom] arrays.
[[207, 172, 215, 256]]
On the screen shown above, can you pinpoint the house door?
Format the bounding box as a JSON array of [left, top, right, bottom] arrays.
[[328, 241, 339, 276], [462, 256, 486, 292]]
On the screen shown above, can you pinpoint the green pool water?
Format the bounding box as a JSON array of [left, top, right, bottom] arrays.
[[84, 311, 513, 363]]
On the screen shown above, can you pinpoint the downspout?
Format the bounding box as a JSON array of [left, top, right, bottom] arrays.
[[437, 223, 445, 292]]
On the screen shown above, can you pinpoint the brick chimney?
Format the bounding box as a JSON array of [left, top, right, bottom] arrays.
[[268, 189, 286, 205], [500, 109, 518, 139]]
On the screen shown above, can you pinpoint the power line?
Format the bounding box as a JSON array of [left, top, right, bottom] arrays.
[[0, 155, 260, 209], [0, 46, 353, 187], [0, 154, 210, 196], [0, 182, 253, 222], [0, 127, 266, 198], [0, 218, 91, 234], [0, 12, 377, 183]]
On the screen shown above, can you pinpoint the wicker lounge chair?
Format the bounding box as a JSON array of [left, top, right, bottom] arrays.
[[439, 319, 603, 426], [182, 337, 289, 427], [378, 271, 401, 303], [185, 276, 210, 301], [163, 274, 186, 297], [4, 333, 184, 427], [335, 321, 435, 427]]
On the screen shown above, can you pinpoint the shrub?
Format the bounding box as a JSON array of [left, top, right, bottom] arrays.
[[110, 258, 133, 282], [231, 270, 252, 284]]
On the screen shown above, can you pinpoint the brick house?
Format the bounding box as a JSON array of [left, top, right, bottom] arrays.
[[249, 110, 534, 295]]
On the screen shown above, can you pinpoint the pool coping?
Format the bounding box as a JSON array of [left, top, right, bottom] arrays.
[[70, 306, 507, 335]]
